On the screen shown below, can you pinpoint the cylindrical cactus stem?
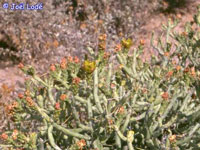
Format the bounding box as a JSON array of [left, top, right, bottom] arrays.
[[120, 52, 127, 64], [151, 34, 164, 57], [38, 138, 45, 150], [33, 75, 49, 87], [93, 67, 103, 114], [115, 133, 122, 148], [121, 109, 132, 133], [46, 143, 53, 150], [114, 125, 127, 141], [131, 48, 137, 74], [34, 104, 54, 123], [130, 112, 146, 122], [147, 68, 153, 78], [106, 63, 112, 89], [53, 123, 91, 140], [119, 86, 124, 99], [71, 104, 93, 132], [127, 142, 134, 150], [38, 121, 48, 136], [48, 125, 62, 150], [161, 92, 182, 121], [74, 96, 98, 112], [47, 87, 55, 106], [162, 114, 178, 129], [146, 139, 155, 149], [87, 47, 95, 57], [123, 146, 128, 150], [71, 104, 81, 122], [143, 72, 150, 81], [74, 95, 88, 104], [116, 54, 134, 78], [112, 91, 131, 113], [37, 95, 44, 108], [145, 124, 151, 140], [187, 105, 200, 117], [113, 87, 120, 101], [131, 94, 138, 107], [116, 54, 143, 84], [87, 95, 93, 119], [108, 101, 116, 114], [56, 78, 69, 89], [78, 124, 93, 132], [69, 128, 84, 133], [127, 131, 135, 150], [176, 123, 200, 146]]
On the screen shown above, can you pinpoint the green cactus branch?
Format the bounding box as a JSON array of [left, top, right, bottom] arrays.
[[121, 109, 132, 133], [114, 125, 127, 141], [131, 48, 137, 75], [71, 103, 93, 132], [53, 123, 91, 140], [48, 125, 62, 150], [93, 67, 104, 114], [160, 92, 182, 121], [34, 103, 54, 123], [106, 63, 112, 89], [74, 95, 98, 112], [176, 123, 200, 146]]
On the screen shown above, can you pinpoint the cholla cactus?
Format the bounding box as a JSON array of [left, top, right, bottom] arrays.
[[1, 6, 200, 150]]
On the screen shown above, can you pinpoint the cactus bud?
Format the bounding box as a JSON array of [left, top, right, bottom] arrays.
[[60, 94, 67, 101], [98, 34, 107, 41], [190, 67, 196, 77], [25, 90, 30, 96], [98, 42, 106, 51], [72, 77, 81, 85], [76, 139, 86, 149], [74, 56, 80, 64], [12, 129, 18, 140], [164, 52, 170, 57], [18, 93, 24, 99], [117, 106, 125, 114], [169, 135, 176, 143], [60, 58, 67, 69], [26, 96, 34, 107], [140, 39, 145, 45], [103, 52, 110, 59], [50, 64, 56, 72], [18, 62, 24, 69], [166, 71, 173, 79], [114, 44, 122, 52], [176, 65, 181, 71], [68, 56, 73, 63], [162, 92, 169, 100], [1, 133, 8, 140], [184, 67, 190, 73], [55, 102, 60, 110]]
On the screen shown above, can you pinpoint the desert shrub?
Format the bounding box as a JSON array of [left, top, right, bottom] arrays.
[[1, 5, 200, 150]]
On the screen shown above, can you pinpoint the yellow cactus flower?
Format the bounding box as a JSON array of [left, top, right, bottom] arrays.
[[119, 64, 123, 69], [82, 60, 96, 74], [127, 130, 135, 142], [121, 80, 126, 86], [121, 38, 133, 49]]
